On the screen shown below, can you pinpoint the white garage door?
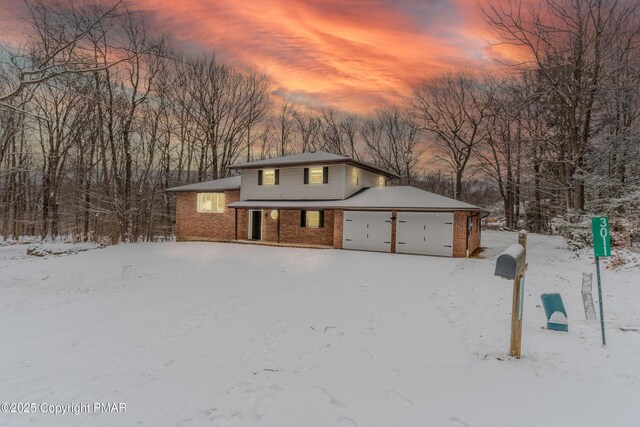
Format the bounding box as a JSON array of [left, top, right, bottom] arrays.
[[343, 211, 392, 252], [396, 212, 454, 256]]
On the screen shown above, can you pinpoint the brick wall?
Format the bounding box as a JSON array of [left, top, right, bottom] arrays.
[[333, 209, 343, 248], [237, 208, 278, 242], [468, 213, 481, 255], [390, 209, 397, 253], [279, 209, 335, 246], [176, 190, 239, 242], [453, 211, 468, 257], [263, 210, 279, 242], [236, 209, 246, 240], [452, 211, 482, 257]]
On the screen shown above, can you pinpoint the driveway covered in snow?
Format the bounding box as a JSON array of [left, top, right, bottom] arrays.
[[1, 232, 639, 426]]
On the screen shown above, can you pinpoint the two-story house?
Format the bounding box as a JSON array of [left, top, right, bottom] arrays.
[[167, 151, 484, 257]]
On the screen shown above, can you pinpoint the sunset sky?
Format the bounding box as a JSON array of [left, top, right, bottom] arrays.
[[140, 0, 496, 112], [0, 0, 500, 113]]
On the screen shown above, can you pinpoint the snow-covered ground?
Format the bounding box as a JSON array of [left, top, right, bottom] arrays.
[[0, 231, 638, 427]]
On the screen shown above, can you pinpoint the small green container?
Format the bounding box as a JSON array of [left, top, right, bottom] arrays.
[[541, 293, 569, 332]]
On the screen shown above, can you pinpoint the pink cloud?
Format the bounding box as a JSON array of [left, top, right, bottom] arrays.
[[138, 0, 496, 112], [0, 0, 502, 113]]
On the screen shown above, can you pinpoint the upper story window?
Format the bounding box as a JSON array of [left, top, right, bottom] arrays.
[[258, 169, 279, 185], [351, 168, 359, 186], [197, 193, 225, 213], [309, 167, 324, 184], [378, 176, 385, 187], [304, 166, 328, 184]]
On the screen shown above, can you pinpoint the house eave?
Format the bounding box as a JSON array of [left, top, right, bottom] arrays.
[[228, 201, 484, 211], [228, 159, 399, 179], [166, 186, 240, 193]]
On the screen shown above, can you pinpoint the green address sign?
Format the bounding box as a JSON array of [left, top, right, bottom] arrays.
[[591, 217, 611, 258]]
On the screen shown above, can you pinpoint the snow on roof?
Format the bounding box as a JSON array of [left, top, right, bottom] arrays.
[[228, 186, 482, 211], [335, 186, 481, 210], [229, 151, 349, 168], [166, 175, 241, 192], [229, 150, 398, 178]]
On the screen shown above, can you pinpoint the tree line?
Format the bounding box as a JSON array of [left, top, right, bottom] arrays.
[[414, 0, 640, 244], [1, 0, 639, 247]]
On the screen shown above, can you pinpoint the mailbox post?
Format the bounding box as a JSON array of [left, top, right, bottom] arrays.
[[495, 231, 528, 358]]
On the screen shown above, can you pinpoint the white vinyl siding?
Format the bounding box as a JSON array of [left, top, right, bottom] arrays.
[[343, 164, 386, 198], [241, 165, 346, 200], [197, 193, 225, 213]]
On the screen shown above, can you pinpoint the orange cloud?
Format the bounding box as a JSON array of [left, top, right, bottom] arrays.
[[138, 0, 497, 113], [0, 0, 503, 113]]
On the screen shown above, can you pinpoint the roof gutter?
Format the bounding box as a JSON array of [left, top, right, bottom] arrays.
[[228, 202, 484, 211]]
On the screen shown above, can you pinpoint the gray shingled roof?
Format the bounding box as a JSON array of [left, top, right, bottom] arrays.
[[229, 151, 349, 168], [228, 150, 398, 178], [166, 176, 241, 192], [228, 186, 482, 211]]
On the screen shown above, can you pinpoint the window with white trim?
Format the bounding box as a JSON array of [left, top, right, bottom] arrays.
[[309, 167, 324, 184], [197, 193, 225, 213]]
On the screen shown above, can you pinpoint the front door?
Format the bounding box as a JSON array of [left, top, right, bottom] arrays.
[[250, 210, 262, 240]]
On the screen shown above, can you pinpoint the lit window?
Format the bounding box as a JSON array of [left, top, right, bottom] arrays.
[[197, 193, 225, 213], [378, 176, 385, 187], [306, 211, 321, 228], [309, 167, 324, 184], [351, 168, 359, 186], [263, 169, 276, 185]]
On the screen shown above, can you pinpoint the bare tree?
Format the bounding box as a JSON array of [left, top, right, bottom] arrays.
[[361, 106, 421, 184], [481, 0, 640, 210], [317, 109, 362, 158], [32, 76, 94, 239], [292, 107, 321, 153], [243, 70, 272, 161], [275, 100, 295, 156], [0, 0, 130, 106], [412, 71, 495, 199], [474, 79, 523, 229]]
